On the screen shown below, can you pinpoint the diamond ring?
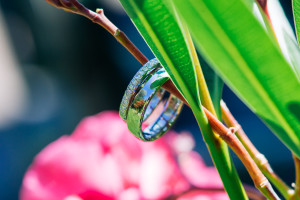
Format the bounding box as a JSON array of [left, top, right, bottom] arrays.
[[119, 58, 184, 141]]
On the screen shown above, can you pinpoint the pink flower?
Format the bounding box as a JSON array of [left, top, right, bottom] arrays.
[[20, 111, 228, 200]]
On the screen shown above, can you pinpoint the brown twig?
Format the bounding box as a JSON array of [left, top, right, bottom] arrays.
[[203, 106, 280, 200], [46, 0, 148, 65], [163, 84, 279, 198], [137, 83, 275, 197], [292, 154, 300, 200], [221, 100, 292, 199], [256, 0, 267, 12]]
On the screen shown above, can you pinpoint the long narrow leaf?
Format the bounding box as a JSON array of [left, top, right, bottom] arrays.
[[200, 54, 223, 119], [174, 0, 300, 158], [119, 0, 248, 199], [119, 0, 200, 109], [269, 0, 300, 79], [293, 0, 300, 45]]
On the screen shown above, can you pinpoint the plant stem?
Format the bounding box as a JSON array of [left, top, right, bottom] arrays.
[[113, 29, 148, 65], [292, 154, 300, 200], [256, 0, 267, 12], [47, 0, 148, 65], [221, 100, 293, 199], [160, 85, 280, 199], [185, 30, 248, 199], [203, 106, 280, 200]]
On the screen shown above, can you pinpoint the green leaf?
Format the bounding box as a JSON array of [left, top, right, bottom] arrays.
[[289, 0, 300, 79], [268, 0, 300, 80], [293, 0, 300, 46], [119, 0, 200, 110], [199, 54, 223, 119], [119, 0, 247, 199], [173, 0, 300, 157], [150, 76, 169, 89]]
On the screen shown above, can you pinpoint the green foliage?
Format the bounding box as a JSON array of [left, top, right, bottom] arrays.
[[291, 0, 300, 78], [199, 54, 223, 119], [293, 0, 300, 45], [173, 0, 300, 158], [119, 0, 248, 199], [119, 0, 200, 110]]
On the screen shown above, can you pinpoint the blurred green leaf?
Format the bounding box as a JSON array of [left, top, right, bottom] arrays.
[[293, 0, 300, 45], [289, 0, 300, 79], [268, 0, 300, 80], [173, 0, 300, 157]]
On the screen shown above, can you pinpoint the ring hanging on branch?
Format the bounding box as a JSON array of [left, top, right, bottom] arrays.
[[120, 58, 184, 141]]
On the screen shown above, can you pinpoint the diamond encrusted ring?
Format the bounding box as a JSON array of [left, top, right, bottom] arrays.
[[119, 58, 184, 141]]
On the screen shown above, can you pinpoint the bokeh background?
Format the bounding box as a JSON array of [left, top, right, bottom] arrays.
[[0, 0, 295, 199]]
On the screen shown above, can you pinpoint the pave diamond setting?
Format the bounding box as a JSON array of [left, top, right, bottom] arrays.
[[119, 58, 161, 120]]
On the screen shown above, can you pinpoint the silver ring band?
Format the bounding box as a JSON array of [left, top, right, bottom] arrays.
[[119, 58, 160, 121], [119, 58, 183, 141]]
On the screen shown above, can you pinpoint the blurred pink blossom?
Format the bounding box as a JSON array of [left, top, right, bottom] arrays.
[[20, 111, 228, 200]]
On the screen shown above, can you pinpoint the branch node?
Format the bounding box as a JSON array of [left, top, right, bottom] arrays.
[[255, 154, 268, 166], [96, 8, 104, 14], [258, 178, 269, 188], [228, 126, 238, 136], [234, 124, 241, 132], [91, 14, 98, 23]]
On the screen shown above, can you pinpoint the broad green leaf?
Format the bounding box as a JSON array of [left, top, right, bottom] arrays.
[[173, 0, 300, 158], [119, 0, 248, 199], [119, 0, 200, 110]]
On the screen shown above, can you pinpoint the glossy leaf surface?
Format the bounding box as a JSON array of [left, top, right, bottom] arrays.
[[119, 0, 200, 110], [173, 0, 300, 157], [199, 54, 223, 119], [119, 0, 248, 199]]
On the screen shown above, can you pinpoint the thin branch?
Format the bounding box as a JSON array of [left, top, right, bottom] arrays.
[[221, 100, 293, 199], [163, 84, 280, 199], [162, 80, 187, 104], [46, 0, 148, 65], [292, 154, 300, 200], [256, 0, 267, 12], [203, 106, 280, 200]]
